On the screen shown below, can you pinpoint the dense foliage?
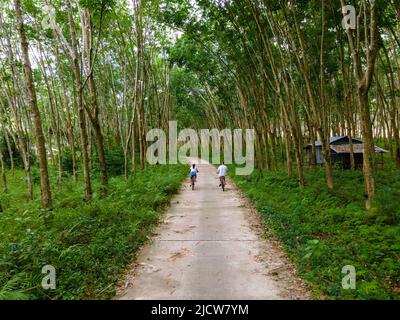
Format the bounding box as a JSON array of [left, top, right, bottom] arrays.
[[0, 165, 186, 299], [231, 162, 400, 300], [0, 0, 399, 301]]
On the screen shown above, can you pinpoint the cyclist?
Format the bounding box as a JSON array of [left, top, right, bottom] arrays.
[[217, 162, 228, 189], [189, 164, 199, 188]]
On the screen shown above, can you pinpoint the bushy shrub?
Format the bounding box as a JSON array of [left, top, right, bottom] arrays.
[[231, 165, 400, 300], [0, 164, 186, 300], [60, 150, 77, 176], [0, 134, 34, 169], [91, 148, 125, 177]]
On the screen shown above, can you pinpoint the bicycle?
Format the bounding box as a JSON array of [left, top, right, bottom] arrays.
[[219, 176, 226, 192], [217, 163, 228, 192], [190, 175, 196, 190], [189, 165, 199, 191]]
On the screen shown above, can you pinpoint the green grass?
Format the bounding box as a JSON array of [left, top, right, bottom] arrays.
[[0, 164, 186, 300], [231, 165, 400, 300]]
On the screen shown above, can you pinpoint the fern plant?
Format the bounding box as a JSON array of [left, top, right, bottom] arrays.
[[0, 273, 31, 300]]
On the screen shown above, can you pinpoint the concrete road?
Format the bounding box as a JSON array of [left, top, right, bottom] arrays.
[[117, 160, 309, 300]]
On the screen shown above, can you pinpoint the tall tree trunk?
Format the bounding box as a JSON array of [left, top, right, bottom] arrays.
[[319, 0, 334, 192], [381, 43, 400, 168], [14, 0, 52, 208], [359, 91, 376, 209], [82, 9, 108, 195], [67, 0, 92, 201], [341, 0, 380, 209]]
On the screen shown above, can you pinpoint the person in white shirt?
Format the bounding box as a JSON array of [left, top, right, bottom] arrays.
[[189, 164, 199, 181], [217, 162, 228, 188]]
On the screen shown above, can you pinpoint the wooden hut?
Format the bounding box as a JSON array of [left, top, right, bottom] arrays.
[[305, 136, 388, 169]]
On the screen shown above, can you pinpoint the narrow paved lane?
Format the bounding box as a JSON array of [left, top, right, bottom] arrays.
[[117, 160, 309, 300]]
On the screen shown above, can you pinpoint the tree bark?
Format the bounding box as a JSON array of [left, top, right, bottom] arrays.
[[14, 0, 52, 208], [341, 0, 380, 209], [81, 9, 108, 195], [67, 0, 92, 201]]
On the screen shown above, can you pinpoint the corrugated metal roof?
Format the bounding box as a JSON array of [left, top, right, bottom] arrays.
[[330, 144, 388, 154], [305, 136, 389, 154], [330, 136, 347, 143], [307, 136, 359, 147], [313, 136, 345, 147]]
